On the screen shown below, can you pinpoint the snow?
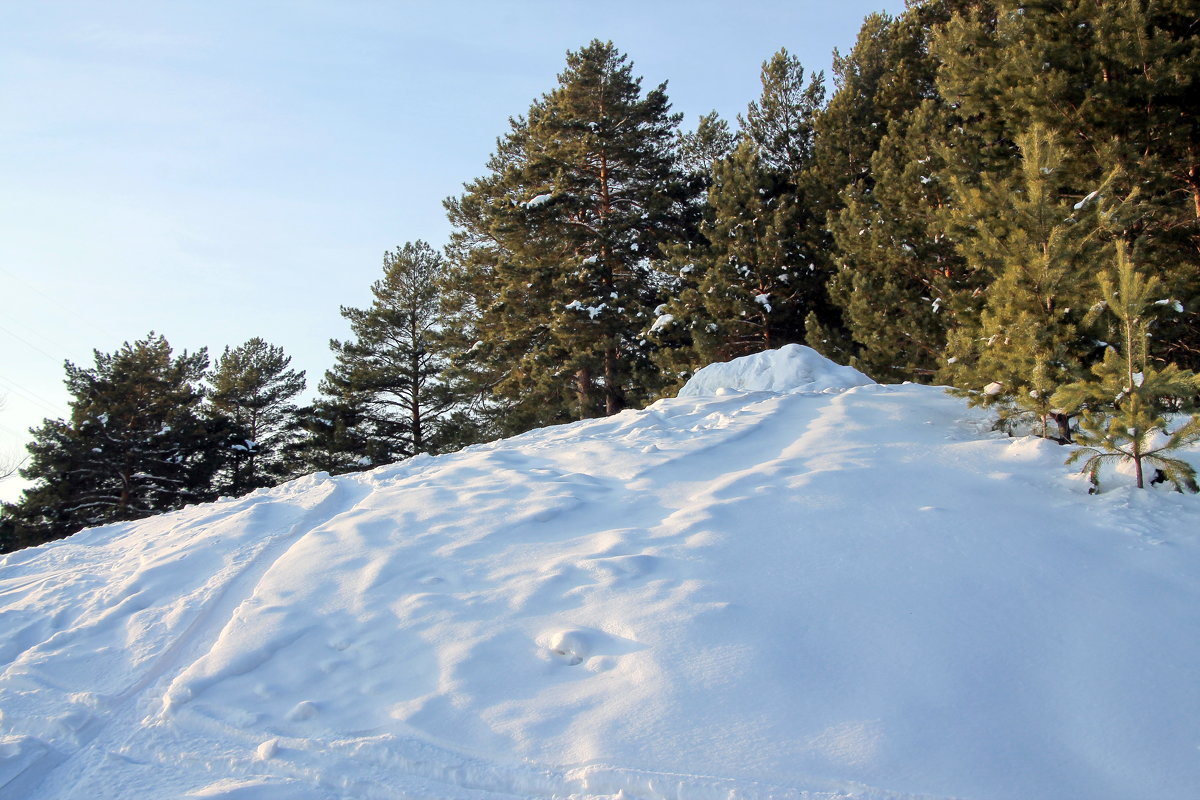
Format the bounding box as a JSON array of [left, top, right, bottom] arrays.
[[524, 193, 553, 208], [648, 313, 674, 334], [678, 343, 873, 397], [3, 345, 1199, 800], [566, 300, 608, 320], [1073, 189, 1101, 210]]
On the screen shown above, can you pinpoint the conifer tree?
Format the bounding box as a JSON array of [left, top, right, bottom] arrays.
[[674, 111, 737, 251], [826, 99, 966, 381], [677, 111, 736, 184], [810, 6, 951, 211], [940, 124, 1118, 439], [651, 138, 814, 363], [5, 334, 218, 543], [1053, 242, 1200, 491], [652, 49, 834, 375], [740, 48, 837, 341], [738, 48, 825, 177], [324, 241, 453, 462], [932, 0, 1200, 369], [444, 41, 689, 423], [287, 397, 378, 476], [813, 2, 969, 376], [209, 337, 306, 494]]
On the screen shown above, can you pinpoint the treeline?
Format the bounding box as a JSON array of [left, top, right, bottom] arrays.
[[5, 0, 1200, 548], [2, 335, 308, 551]]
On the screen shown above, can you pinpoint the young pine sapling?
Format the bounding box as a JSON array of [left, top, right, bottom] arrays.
[[1051, 243, 1200, 491]]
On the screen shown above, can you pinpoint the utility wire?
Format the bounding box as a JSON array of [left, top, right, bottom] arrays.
[[0, 374, 62, 415], [0, 321, 63, 365]]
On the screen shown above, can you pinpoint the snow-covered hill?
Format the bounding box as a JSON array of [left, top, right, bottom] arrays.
[[2, 346, 1197, 800]]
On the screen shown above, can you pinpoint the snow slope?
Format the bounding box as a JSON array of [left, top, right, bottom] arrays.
[[2, 348, 1198, 800]]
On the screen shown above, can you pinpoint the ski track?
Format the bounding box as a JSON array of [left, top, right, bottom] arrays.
[[5, 474, 376, 799]]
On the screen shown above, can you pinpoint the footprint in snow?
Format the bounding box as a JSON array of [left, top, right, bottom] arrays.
[[286, 700, 318, 721], [546, 629, 591, 666]]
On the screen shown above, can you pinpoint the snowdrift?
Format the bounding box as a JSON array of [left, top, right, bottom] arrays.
[[677, 343, 873, 396], [2, 348, 1198, 800]]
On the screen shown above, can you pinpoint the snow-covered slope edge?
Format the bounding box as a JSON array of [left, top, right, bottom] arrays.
[[1, 349, 1198, 800]]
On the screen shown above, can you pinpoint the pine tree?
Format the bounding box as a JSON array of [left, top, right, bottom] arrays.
[[738, 48, 825, 177], [444, 41, 690, 423], [940, 124, 1119, 439], [677, 111, 736, 184], [5, 334, 218, 543], [651, 138, 814, 363], [209, 337, 306, 495], [651, 48, 834, 375], [813, 2, 970, 378], [287, 397, 378, 476], [740, 48, 837, 342], [826, 99, 967, 381], [932, 0, 1200, 370], [324, 241, 454, 462], [1053, 242, 1200, 491]]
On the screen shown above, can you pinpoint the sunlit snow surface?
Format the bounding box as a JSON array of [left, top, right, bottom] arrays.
[[677, 344, 873, 396], [2, 348, 1199, 800]]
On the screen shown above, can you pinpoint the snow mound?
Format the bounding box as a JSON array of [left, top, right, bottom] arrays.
[[2, 382, 1199, 800], [678, 343, 874, 397]]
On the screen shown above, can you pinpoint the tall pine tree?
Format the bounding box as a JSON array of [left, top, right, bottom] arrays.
[[814, 2, 969, 378], [651, 137, 814, 363], [324, 241, 454, 463], [444, 41, 690, 424], [652, 49, 832, 375]]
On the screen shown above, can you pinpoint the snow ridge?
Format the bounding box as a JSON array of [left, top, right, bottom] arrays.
[[2, 347, 1199, 800]]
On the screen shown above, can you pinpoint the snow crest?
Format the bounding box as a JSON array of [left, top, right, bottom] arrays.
[[678, 343, 874, 397]]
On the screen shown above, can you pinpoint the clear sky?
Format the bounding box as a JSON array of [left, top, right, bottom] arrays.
[[0, 0, 905, 503]]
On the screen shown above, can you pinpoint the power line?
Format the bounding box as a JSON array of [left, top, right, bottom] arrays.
[[0, 321, 63, 365], [0, 374, 62, 415]]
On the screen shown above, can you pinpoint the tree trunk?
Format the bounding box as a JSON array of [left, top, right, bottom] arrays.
[[1189, 142, 1200, 219], [1051, 412, 1073, 444], [604, 348, 624, 416], [410, 314, 424, 454], [576, 366, 593, 420]]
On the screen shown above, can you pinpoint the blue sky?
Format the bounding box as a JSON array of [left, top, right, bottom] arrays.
[[0, 0, 905, 502]]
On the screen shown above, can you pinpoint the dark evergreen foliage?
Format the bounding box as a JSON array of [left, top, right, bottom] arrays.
[[209, 337, 307, 494], [443, 41, 691, 427], [287, 397, 378, 477], [4, 334, 220, 545]]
